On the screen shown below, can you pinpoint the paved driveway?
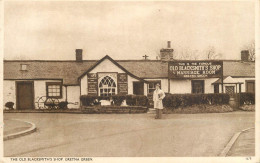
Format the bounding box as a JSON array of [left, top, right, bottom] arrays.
[[4, 112, 254, 157]]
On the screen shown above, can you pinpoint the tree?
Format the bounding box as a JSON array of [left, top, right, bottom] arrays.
[[243, 41, 255, 61], [204, 46, 222, 60], [175, 47, 200, 60]]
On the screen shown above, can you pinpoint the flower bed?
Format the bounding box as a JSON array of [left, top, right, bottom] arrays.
[[164, 104, 233, 114], [81, 106, 148, 114], [239, 105, 255, 111]]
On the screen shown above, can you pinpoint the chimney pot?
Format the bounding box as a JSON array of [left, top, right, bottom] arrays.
[[167, 41, 171, 48], [76, 49, 83, 62]]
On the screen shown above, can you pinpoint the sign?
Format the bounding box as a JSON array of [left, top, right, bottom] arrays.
[[88, 73, 98, 95], [168, 61, 223, 79], [117, 73, 128, 95]]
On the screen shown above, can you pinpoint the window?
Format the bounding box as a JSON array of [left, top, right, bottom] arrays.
[[246, 80, 255, 93], [99, 76, 116, 96], [20, 64, 28, 71], [192, 80, 204, 93], [46, 82, 62, 98], [148, 81, 161, 94], [225, 86, 235, 94]]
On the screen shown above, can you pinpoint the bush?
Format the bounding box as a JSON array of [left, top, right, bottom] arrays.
[[239, 93, 255, 105], [80, 95, 148, 107], [111, 95, 126, 106], [162, 93, 230, 109], [5, 102, 14, 109], [125, 95, 148, 106], [58, 101, 68, 110]]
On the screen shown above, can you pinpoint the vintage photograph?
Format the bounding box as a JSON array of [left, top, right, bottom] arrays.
[[3, 0, 256, 159]]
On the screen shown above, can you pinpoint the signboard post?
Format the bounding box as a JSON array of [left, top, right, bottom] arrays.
[[168, 61, 223, 79]]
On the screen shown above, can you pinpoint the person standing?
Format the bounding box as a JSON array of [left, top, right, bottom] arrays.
[[153, 83, 165, 119]]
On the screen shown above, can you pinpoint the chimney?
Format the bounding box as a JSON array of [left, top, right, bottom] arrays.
[[160, 41, 174, 61], [241, 50, 249, 61], [167, 41, 171, 48], [76, 49, 83, 62]]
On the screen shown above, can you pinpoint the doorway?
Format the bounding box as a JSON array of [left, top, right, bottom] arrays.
[[133, 82, 144, 95], [16, 81, 34, 110]]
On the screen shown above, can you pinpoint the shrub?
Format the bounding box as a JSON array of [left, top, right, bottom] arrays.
[[162, 93, 230, 109], [80, 95, 148, 107], [111, 95, 126, 106], [58, 101, 68, 110], [5, 102, 14, 109], [239, 93, 255, 105], [125, 95, 148, 106]]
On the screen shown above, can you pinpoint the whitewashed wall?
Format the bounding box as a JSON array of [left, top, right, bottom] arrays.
[[34, 80, 66, 109], [204, 78, 219, 93], [170, 80, 191, 94], [80, 75, 88, 95], [170, 78, 219, 94], [67, 86, 80, 108], [3, 80, 16, 109], [90, 59, 124, 73], [127, 75, 138, 94]]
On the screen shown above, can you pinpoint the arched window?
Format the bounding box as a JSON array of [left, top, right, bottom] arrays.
[[99, 76, 116, 96]]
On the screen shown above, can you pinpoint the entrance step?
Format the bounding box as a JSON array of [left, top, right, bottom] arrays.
[[147, 108, 156, 114]]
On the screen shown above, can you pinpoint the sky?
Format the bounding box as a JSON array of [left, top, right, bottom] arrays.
[[4, 1, 255, 60]]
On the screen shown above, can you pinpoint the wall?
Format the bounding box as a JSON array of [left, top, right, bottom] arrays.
[[3, 80, 16, 109], [90, 59, 124, 73], [170, 78, 219, 94], [170, 79, 191, 94], [80, 75, 88, 95], [34, 80, 66, 109], [127, 75, 139, 94], [67, 86, 80, 108], [204, 78, 219, 93], [3, 80, 81, 109]]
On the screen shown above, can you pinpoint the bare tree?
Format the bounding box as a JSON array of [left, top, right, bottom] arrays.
[[204, 46, 222, 60], [176, 47, 200, 60], [243, 41, 255, 61]]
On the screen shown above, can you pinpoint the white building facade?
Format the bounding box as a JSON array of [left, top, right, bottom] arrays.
[[3, 43, 255, 110]]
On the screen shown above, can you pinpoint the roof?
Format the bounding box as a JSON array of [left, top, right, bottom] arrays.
[[223, 61, 255, 77], [212, 76, 244, 84], [4, 58, 255, 85]]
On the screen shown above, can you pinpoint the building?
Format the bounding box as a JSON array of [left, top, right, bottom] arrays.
[[3, 42, 255, 109]]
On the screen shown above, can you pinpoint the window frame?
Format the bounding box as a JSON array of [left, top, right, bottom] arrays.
[[98, 76, 117, 97], [191, 80, 205, 94], [147, 80, 161, 94], [46, 82, 62, 98]]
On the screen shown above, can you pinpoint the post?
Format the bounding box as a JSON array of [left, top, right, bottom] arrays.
[[221, 61, 224, 93], [238, 84, 241, 107]]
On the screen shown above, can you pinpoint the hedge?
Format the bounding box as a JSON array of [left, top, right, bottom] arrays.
[[80, 95, 148, 107], [239, 93, 255, 105], [162, 93, 230, 109]]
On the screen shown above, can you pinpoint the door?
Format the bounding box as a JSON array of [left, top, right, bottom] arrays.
[[16, 81, 34, 110], [133, 82, 144, 95]]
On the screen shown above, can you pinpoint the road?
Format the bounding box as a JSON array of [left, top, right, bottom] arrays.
[[4, 112, 254, 157]]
